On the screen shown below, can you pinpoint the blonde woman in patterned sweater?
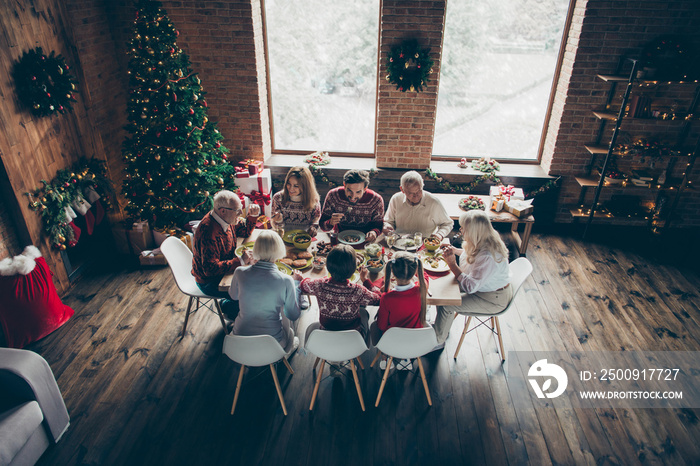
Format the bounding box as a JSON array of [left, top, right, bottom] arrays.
[[270, 166, 321, 237]]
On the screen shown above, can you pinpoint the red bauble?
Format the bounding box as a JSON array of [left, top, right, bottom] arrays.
[[215, 142, 221, 148], [189, 108, 194, 115]]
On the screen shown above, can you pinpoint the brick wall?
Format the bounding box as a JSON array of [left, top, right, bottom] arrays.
[[543, 0, 700, 225], [375, 1, 446, 169], [163, 0, 268, 163]]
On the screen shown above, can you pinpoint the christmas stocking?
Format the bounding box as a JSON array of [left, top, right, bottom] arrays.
[[84, 186, 105, 227], [68, 221, 81, 246], [72, 195, 95, 235]]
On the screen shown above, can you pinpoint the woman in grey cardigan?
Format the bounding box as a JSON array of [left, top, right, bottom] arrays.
[[228, 230, 301, 355]]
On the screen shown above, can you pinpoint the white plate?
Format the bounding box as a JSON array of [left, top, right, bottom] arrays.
[[421, 254, 449, 273], [394, 237, 418, 251], [338, 230, 365, 246]]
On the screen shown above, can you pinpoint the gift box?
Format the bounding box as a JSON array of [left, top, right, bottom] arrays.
[[489, 185, 524, 209], [239, 158, 264, 176], [504, 199, 534, 218], [139, 249, 168, 266], [153, 227, 194, 251], [128, 221, 155, 253], [236, 169, 272, 217], [234, 166, 250, 178]]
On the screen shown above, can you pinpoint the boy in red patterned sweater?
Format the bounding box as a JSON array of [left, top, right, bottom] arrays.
[[301, 244, 381, 343]]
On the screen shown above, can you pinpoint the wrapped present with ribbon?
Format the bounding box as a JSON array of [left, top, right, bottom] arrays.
[[139, 249, 168, 266], [152, 227, 194, 251], [239, 158, 264, 175], [256, 215, 272, 230], [504, 199, 534, 218], [489, 185, 524, 212], [237, 169, 272, 217], [234, 165, 250, 178]]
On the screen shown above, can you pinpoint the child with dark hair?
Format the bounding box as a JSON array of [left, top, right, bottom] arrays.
[[301, 244, 380, 342], [369, 251, 429, 347]]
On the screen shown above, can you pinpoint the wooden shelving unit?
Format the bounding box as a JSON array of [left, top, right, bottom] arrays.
[[570, 58, 699, 237]]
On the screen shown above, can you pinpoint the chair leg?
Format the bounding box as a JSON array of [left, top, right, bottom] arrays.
[[270, 363, 288, 416], [494, 316, 506, 363], [282, 357, 294, 375], [350, 359, 365, 412], [370, 351, 382, 368], [309, 359, 325, 411], [181, 296, 195, 337], [453, 316, 473, 359], [313, 357, 320, 371], [355, 356, 365, 370], [213, 299, 227, 332], [375, 356, 394, 407], [416, 357, 432, 406], [231, 365, 246, 415]]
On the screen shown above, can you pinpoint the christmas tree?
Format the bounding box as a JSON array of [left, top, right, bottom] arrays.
[[121, 0, 237, 229]]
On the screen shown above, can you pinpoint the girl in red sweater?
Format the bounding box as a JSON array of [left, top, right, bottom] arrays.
[[369, 251, 428, 346]]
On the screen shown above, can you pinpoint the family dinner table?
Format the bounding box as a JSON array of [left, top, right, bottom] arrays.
[[432, 193, 534, 255], [219, 229, 463, 306]]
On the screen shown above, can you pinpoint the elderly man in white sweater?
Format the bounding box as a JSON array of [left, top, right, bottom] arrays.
[[383, 171, 454, 240]]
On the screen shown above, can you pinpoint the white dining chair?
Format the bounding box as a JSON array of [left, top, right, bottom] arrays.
[[453, 257, 533, 362], [222, 334, 294, 415], [305, 329, 368, 411], [370, 326, 438, 407], [160, 236, 227, 336]]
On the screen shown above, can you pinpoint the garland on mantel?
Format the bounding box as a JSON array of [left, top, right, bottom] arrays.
[[24, 159, 113, 250]]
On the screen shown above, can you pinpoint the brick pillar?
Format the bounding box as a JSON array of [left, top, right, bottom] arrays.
[[375, 1, 446, 169]]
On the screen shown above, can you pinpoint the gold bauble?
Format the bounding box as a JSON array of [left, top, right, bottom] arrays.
[[154, 155, 161, 161], [194, 168, 202, 174], [57, 235, 65, 243]]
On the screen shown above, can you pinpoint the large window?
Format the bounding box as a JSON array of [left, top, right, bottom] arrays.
[[434, 0, 570, 160], [264, 0, 379, 153]]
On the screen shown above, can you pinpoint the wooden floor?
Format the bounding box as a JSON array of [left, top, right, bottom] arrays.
[[30, 229, 700, 466]]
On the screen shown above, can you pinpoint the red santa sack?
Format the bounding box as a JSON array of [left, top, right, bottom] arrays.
[[0, 246, 74, 348]]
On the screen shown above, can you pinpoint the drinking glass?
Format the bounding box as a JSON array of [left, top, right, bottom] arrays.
[[414, 232, 423, 249], [386, 233, 397, 248], [275, 222, 285, 239], [329, 230, 339, 246]]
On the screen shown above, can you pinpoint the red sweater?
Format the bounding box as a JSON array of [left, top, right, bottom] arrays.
[[377, 286, 423, 332], [191, 212, 255, 285], [319, 187, 384, 235]]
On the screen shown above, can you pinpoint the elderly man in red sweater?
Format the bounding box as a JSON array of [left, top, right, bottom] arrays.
[[192, 190, 260, 320]]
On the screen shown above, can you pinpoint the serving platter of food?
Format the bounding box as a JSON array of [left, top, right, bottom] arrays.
[[282, 229, 306, 244], [279, 250, 313, 269]]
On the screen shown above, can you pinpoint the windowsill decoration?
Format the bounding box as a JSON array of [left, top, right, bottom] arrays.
[[385, 39, 434, 93], [12, 47, 78, 117], [471, 156, 501, 173]]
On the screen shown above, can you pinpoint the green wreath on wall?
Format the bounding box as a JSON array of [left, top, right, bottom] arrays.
[[12, 47, 78, 117], [385, 39, 434, 92]]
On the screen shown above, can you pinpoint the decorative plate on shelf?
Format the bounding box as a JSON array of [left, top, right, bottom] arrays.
[[458, 196, 485, 211]]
